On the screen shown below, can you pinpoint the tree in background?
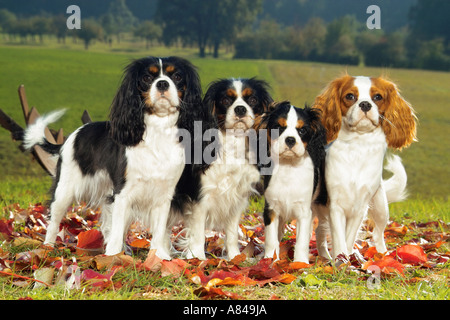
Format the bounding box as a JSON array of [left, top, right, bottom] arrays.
[[407, 0, 450, 70], [100, 0, 137, 43], [156, 0, 261, 58], [77, 19, 103, 50], [134, 20, 162, 49]]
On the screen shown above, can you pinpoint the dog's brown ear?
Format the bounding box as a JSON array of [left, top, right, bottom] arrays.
[[313, 75, 353, 144], [373, 77, 417, 149]]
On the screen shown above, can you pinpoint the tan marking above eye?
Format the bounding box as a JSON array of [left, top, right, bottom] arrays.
[[277, 118, 287, 127], [165, 65, 175, 73], [296, 119, 305, 129], [149, 65, 159, 73], [242, 87, 253, 97], [226, 88, 237, 98]]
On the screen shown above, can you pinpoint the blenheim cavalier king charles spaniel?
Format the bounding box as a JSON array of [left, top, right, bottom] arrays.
[[24, 56, 205, 260], [312, 75, 417, 261]]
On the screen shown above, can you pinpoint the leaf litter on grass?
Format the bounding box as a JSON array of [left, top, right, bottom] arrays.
[[0, 202, 449, 299]]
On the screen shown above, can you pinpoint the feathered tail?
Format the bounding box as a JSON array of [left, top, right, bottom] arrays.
[[22, 109, 66, 155], [383, 154, 408, 203]]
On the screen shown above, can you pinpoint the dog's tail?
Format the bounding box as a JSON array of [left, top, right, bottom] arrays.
[[383, 155, 408, 203], [22, 109, 66, 155]]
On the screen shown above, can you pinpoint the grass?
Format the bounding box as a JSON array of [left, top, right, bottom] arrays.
[[0, 40, 449, 300]]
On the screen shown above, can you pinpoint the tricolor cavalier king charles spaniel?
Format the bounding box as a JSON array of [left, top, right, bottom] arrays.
[[24, 56, 204, 260], [258, 102, 326, 263], [312, 75, 417, 261], [178, 78, 273, 260]]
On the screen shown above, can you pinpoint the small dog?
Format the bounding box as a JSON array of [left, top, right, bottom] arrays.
[[179, 78, 273, 260], [312, 75, 417, 260], [258, 102, 326, 263], [23, 56, 204, 260]]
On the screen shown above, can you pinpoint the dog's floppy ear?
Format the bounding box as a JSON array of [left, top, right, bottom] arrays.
[[304, 106, 327, 194], [379, 79, 417, 149], [313, 75, 353, 143], [180, 58, 203, 110], [109, 59, 146, 146]]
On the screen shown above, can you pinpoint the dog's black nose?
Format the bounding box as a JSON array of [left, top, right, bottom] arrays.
[[234, 105, 247, 117], [285, 137, 296, 148], [156, 80, 169, 92], [359, 101, 372, 113]]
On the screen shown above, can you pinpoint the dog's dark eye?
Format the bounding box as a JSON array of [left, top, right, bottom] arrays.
[[221, 97, 232, 107], [172, 73, 182, 82], [247, 96, 258, 106], [345, 93, 355, 101], [297, 127, 307, 135], [142, 75, 153, 83], [373, 94, 383, 101]]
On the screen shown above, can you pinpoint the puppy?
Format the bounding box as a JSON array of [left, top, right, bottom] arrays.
[[23, 56, 203, 260], [180, 78, 273, 260], [312, 75, 417, 260], [258, 102, 326, 263]]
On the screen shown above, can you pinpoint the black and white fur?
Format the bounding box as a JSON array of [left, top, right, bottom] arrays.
[[23, 56, 204, 260], [259, 102, 326, 263], [179, 78, 273, 260]]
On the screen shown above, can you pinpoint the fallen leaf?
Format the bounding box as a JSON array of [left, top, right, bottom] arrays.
[[93, 253, 137, 270], [0, 219, 14, 240], [77, 229, 104, 249], [142, 249, 162, 272], [363, 255, 405, 276], [81, 268, 116, 289], [160, 259, 189, 277], [129, 238, 151, 249], [393, 244, 427, 265], [33, 267, 54, 289], [385, 224, 408, 236], [364, 246, 379, 259]]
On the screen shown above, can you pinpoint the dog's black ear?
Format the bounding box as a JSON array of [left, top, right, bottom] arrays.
[[247, 78, 273, 113], [109, 60, 146, 146], [305, 107, 327, 194], [181, 59, 203, 111]]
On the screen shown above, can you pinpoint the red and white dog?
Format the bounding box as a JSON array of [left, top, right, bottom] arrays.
[[313, 75, 417, 260]]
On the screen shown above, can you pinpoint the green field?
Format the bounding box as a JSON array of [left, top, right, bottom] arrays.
[[0, 44, 449, 301]]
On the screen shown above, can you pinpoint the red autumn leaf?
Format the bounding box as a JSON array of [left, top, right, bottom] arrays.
[[143, 249, 162, 272], [364, 246, 379, 259], [81, 269, 116, 288], [76, 229, 104, 249], [247, 258, 279, 280], [393, 244, 428, 265], [363, 255, 405, 275], [0, 219, 14, 240], [160, 259, 189, 277]]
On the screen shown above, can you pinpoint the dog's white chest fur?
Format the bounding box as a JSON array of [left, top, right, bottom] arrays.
[[326, 127, 387, 209], [125, 114, 185, 203], [200, 130, 260, 227], [265, 156, 314, 217]]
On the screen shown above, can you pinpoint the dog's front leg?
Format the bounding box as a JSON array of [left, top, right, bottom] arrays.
[[329, 204, 348, 260], [150, 202, 172, 260], [293, 207, 312, 263], [104, 196, 129, 256]]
